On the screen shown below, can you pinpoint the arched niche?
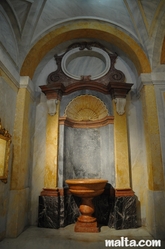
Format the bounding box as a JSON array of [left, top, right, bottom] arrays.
[[58, 93, 115, 187], [40, 42, 133, 189]]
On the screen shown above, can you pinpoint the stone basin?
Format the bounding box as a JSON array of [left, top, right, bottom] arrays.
[[65, 178, 108, 232], [65, 178, 107, 198]]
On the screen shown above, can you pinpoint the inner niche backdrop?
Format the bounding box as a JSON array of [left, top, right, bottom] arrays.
[[61, 94, 115, 187]]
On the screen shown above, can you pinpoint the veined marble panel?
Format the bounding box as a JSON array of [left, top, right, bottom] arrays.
[[63, 124, 114, 186], [38, 196, 60, 229], [112, 196, 137, 230]]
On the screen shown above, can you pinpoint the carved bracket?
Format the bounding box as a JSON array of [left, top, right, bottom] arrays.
[[47, 99, 59, 116], [114, 98, 126, 115]]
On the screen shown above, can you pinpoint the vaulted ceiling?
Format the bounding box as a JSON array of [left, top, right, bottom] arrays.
[[0, 0, 165, 82]]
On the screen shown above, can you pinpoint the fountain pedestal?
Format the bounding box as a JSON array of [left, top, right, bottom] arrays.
[[65, 178, 108, 233], [75, 197, 98, 232]]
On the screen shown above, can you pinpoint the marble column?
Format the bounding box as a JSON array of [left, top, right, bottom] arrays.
[[6, 76, 35, 237], [140, 73, 165, 239], [39, 92, 61, 228], [43, 100, 60, 190], [113, 99, 131, 190], [140, 75, 164, 191], [111, 98, 136, 229]]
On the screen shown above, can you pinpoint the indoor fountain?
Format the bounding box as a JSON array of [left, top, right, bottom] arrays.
[[65, 178, 108, 232]]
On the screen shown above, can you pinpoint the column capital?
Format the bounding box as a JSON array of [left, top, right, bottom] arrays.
[[20, 76, 34, 97], [138, 72, 165, 93]]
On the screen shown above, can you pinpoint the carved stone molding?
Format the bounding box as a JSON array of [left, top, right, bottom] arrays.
[[115, 188, 134, 197], [40, 188, 59, 196], [59, 116, 114, 128]]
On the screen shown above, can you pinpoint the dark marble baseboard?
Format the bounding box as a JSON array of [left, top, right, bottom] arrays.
[[108, 196, 138, 229], [38, 186, 137, 230], [38, 195, 60, 229]]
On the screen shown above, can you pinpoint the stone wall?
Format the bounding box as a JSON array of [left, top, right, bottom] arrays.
[[0, 76, 17, 241]]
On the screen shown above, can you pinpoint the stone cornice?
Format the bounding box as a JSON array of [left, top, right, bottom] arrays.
[[59, 116, 114, 128], [20, 76, 35, 98], [136, 72, 165, 98]]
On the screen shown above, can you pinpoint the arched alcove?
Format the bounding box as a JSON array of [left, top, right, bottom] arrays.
[[58, 94, 115, 187]]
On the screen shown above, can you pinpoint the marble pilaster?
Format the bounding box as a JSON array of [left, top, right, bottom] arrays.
[[140, 73, 165, 239], [44, 101, 60, 189], [141, 81, 164, 191], [113, 100, 131, 189], [6, 76, 35, 237]]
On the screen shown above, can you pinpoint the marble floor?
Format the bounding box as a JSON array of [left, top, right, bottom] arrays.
[[0, 225, 165, 249]]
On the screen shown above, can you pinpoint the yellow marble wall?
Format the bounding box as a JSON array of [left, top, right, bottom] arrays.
[[113, 100, 130, 189], [141, 85, 164, 191], [44, 101, 60, 189]]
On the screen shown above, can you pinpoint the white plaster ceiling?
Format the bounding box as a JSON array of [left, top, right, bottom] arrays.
[[0, 0, 165, 81]]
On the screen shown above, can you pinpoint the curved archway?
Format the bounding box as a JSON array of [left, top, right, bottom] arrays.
[[20, 20, 151, 78]]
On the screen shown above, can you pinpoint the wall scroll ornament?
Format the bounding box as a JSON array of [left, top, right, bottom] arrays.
[[40, 42, 133, 114], [0, 119, 12, 183], [114, 98, 126, 115], [46, 42, 126, 86], [47, 99, 58, 115]]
